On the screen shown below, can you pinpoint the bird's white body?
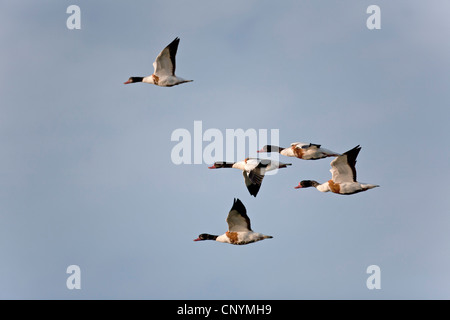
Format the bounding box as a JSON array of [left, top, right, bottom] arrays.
[[315, 180, 379, 194], [231, 158, 286, 173], [142, 74, 192, 87], [258, 142, 340, 160], [281, 142, 340, 160], [216, 231, 272, 245]]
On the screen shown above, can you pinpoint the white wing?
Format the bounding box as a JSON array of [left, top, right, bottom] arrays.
[[153, 37, 179, 77], [329, 146, 360, 183], [245, 158, 278, 172], [243, 158, 261, 171]]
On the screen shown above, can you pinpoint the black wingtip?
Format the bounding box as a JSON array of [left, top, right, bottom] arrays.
[[246, 184, 261, 197], [343, 145, 361, 182], [344, 145, 361, 156], [168, 37, 180, 47], [232, 198, 247, 214]]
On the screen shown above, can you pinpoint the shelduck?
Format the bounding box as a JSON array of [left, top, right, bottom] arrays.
[[258, 142, 340, 160], [124, 37, 193, 87], [294, 145, 379, 195], [194, 198, 273, 245], [208, 158, 292, 197]]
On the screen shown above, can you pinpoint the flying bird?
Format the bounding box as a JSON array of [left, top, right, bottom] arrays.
[[208, 158, 292, 197], [194, 198, 273, 245], [294, 145, 379, 195], [258, 142, 340, 160], [124, 37, 193, 87]]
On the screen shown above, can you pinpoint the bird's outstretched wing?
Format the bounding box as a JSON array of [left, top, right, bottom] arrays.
[[226, 198, 252, 232], [243, 171, 264, 197], [153, 37, 179, 77], [330, 145, 361, 183]]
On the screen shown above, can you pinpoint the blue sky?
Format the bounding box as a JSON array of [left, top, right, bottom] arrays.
[[1, 0, 449, 299]]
